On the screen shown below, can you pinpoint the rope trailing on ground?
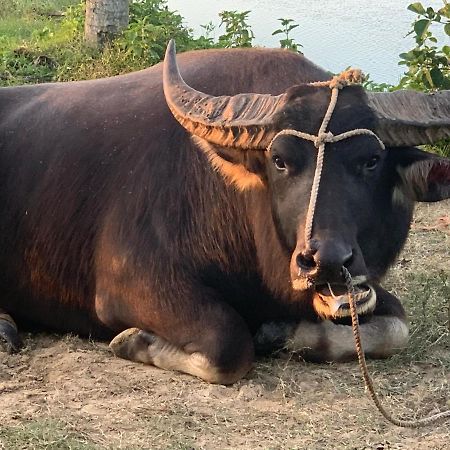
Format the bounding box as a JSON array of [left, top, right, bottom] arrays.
[[343, 266, 450, 427]]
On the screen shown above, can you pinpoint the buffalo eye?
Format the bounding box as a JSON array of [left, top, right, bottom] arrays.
[[272, 155, 287, 171], [364, 155, 380, 172]]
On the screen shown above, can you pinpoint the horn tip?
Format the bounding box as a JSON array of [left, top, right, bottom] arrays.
[[164, 39, 179, 89], [166, 39, 176, 59]]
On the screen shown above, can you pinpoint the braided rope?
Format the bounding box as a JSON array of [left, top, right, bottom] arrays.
[[266, 69, 384, 245], [267, 68, 449, 427], [342, 267, 450, 427]]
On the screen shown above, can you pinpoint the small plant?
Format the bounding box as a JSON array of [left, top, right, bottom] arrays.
[[398, 2, 450, 157], [197, 21, 217, 49], [362, 78, 395, 92], [218, 10, 254, 48], [272, 18, 302, 52], [398, 1, 450, 90]]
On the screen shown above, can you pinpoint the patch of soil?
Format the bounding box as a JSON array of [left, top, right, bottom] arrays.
[[1, 202, 449, 449]]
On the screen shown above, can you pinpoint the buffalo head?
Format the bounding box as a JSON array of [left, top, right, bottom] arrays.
[[163, 41, 450, 320]]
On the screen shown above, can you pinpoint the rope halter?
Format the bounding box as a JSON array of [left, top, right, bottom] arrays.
[[267, 69, 385, 247]]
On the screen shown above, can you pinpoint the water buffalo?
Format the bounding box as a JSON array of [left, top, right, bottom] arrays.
[[0, 41, 449, 384]]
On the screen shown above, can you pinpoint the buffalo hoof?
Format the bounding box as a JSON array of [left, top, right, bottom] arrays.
[[0, 317, 22, 354], [109, 328, 157, 361]]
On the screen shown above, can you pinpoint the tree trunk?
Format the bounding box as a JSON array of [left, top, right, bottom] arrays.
[[85, 0, 129, 48]]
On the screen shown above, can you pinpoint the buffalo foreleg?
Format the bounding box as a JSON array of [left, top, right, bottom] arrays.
[[0, 310, 22, 353], [255, 287, 408, 362], [109, 327, 251, 385], [255, 316, 408, 362]]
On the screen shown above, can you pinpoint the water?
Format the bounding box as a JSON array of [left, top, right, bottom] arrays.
[[167, 0, 447, 84]]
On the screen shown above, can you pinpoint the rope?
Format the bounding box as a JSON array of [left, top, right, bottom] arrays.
[[342, 267, 450, 427], [266, 69, 384, 246], [267, 68, 450, 427]]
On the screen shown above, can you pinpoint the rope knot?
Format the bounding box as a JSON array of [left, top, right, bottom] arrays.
[[329, 68, 365, 90], [314, 131, 334, 148]]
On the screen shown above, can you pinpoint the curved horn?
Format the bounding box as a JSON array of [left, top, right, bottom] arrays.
[[163, 40, 286, 149], [366, 90, 450, 147]]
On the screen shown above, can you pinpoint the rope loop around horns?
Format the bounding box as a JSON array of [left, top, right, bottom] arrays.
[[310, 68, 366, 89], [266, 68, 384, 246]]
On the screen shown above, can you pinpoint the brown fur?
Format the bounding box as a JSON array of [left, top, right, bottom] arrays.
[[193, 137, 265, 191]]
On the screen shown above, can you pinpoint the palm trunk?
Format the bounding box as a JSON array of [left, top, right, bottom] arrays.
[[85, 0, 129, 48]]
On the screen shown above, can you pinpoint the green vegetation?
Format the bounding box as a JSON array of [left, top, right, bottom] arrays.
[[400, 1, 450, 156], [0, 0, 207, 84], [0, 418, 99, 450], [398, 271, 449, 365], [0, 1, 298, 84], [399, 1, 450, 90], [0, 1, 448, 154], [272, 18, 302, 52], [217, 10, 254, 48], [0, 0, 76, 51]]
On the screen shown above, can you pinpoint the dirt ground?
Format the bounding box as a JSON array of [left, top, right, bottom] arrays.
[[1, 201, 449, 450]]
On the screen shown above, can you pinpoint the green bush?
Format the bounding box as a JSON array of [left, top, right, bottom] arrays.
[[217, 10, 254, 48], [361, 2, 450, 157], [399, 2, 450, 156], [399, 2, 450, 91]]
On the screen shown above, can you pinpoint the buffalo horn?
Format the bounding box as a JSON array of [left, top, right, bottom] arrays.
[[163, 40, 286, 149], [367, 90, 450, 147]]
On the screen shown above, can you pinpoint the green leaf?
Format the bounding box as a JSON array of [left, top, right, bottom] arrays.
[[408, 2, 426, 15], [414, 19, 431, 39], [423, 68, 434, 88], [430, 67, 444, 87], [445, 23, 450, 36], [439, 4, 450, 18], [399, 51, 414, 61], [272, 29, 283, 35], [426, 7, 436, 19]]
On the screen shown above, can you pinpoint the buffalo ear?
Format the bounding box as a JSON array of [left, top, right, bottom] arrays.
[[193, 137, 267, 191], [391, 147, 450, 202]]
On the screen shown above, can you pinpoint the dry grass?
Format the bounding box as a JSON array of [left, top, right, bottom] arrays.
[[0, 201, 449, 450]]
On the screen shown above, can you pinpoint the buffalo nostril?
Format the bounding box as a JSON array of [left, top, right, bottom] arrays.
[[296, 252, 317, 272]]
